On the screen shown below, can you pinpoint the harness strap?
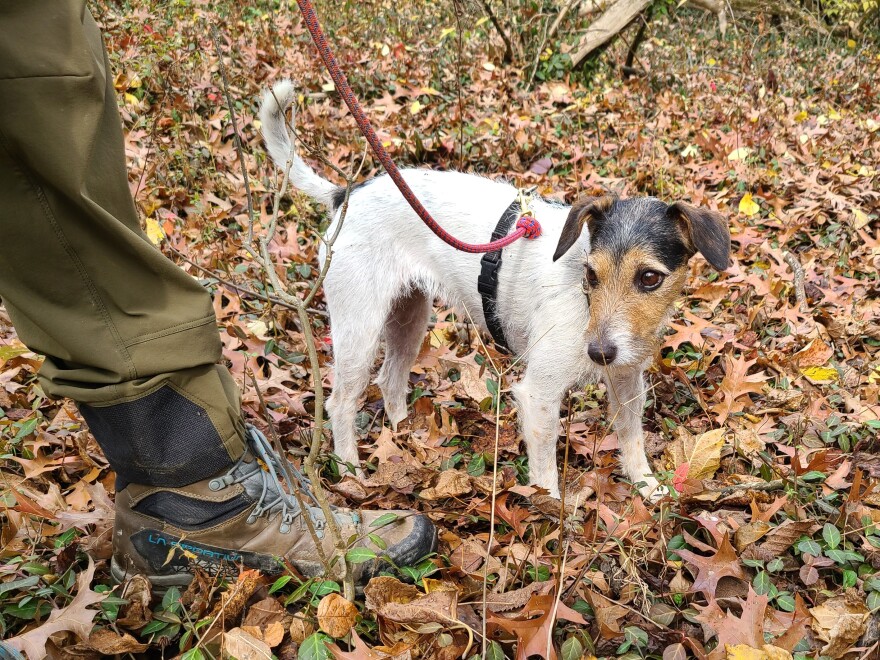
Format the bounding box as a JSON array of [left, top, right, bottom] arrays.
[[478, 199, 520, 352]]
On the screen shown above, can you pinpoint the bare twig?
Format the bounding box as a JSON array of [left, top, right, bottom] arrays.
[[783, 250, 808, 313], [210, 25, 256, 238], [476, 0, 518, 63]]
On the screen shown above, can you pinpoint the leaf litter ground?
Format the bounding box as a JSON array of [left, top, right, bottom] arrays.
[[1, 1, 878, 659]]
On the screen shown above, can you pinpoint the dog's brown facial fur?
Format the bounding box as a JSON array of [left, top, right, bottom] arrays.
[[555, 196, 730, 367]]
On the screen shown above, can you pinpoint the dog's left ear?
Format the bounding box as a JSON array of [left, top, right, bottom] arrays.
[[553, 195, 616, 261], [668, 202, 731, 271]]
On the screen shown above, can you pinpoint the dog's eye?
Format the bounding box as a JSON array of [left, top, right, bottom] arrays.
[[638, 270, 664, 291], [585, 266, 599, 288]]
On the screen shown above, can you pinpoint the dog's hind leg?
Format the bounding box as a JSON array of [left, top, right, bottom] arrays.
[[376, 287, 431, 429], [325, 270, 396, 476]]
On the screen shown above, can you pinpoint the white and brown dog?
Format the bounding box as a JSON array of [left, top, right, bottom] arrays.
[[260, 81, 730, 500]]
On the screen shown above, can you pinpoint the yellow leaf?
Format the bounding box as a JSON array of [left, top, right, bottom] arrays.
[[852, 208, 870, 229], [725, 644, 767, 660], [475, 17, 489, 27], [124, 92, 139, 106], [665, 428, 725, 480], [409, 100, 423, 115], [739, 193, 760, 216], [828, 108, 841, 120], [794, 110, 808, 122], [144, 218, 165, 245], [381, 43, 390, 57], [482, 61, 496, 71], [800, 366, 839, 383], [728, 147, 751, 161], [707, 57, 717, 66], [419, 86, 441, 96], [847, 39, 857, 49], [439, 27, 456, 41]]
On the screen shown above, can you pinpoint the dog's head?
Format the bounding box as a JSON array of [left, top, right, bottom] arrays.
[[553, 195, 729, 368]]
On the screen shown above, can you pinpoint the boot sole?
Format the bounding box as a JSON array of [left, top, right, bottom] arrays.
[[110, 556, 194, 591]]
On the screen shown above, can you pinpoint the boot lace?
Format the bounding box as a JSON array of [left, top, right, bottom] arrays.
[[207, 425, 354, 535]]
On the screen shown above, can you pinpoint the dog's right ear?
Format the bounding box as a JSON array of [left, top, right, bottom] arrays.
[[553, 195, 615, 262]]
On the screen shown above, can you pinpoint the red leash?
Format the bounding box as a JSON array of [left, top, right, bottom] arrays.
[[294, 0, 541, 253]]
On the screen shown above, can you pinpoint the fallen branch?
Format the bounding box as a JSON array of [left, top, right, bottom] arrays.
[[570, 0, 652, 69]]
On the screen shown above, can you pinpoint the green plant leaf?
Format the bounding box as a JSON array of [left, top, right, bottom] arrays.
[[776, 593, 796, 612], [753, 571, 771, 595], [369, 513, 399, 528], [822, 523, 841, 550], [299, 632, 332, 660], [485, 640, 506, 660], [842, 569, 857, 589], [345, 547, 378, 564], [561, 636, 585, 660], [269, 575, 292, 594], [796, 538, 822, 556]]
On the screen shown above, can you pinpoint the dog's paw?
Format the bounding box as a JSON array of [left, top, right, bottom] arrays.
[[384, 399, 408, 431], [639, 479, 668, 503]]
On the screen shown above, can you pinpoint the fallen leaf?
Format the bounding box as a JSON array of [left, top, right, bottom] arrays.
[[810, 593, 870, 658], [665, 427, 725, 480], [420, 469, 472, 500], [488, 594, 586, 659], [739, 193, 760, 216], [676, 533, 746, 598], [318, 593, 359, 639], [223, 627, 273, 659], [86, 628, 149, 654], [5, 557, 107, 659]]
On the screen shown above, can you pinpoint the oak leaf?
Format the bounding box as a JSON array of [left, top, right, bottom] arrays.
[[487, 594, 586, 660], [710, 355, 769, 424], [420, 469, 472, 500], [676, 533, 745, 598], [5, 557, 107, 659]]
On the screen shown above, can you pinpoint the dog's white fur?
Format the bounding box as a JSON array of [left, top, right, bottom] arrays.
[[260, 81, 661, 499]]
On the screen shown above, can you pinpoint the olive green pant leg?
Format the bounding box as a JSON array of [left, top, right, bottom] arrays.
[[0, 1, 245, 486]]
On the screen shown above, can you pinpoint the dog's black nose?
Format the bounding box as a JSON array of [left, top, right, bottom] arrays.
[[588, 341, 618, 365]]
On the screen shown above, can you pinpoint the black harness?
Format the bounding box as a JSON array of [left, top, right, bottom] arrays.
[[477, 199, 520, 353]]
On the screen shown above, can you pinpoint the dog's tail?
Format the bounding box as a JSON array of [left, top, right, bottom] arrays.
[[259, 80, 339, 208]]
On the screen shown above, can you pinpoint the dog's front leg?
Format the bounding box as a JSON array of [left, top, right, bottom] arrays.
[[512, 362, 572, 499], [602, 369, 664, 500]]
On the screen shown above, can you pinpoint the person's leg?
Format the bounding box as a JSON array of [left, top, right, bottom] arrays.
[[0, 0, 435, 586], [0, 1, 244, 488]]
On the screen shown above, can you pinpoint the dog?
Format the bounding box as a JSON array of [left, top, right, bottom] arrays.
[[259, 80, 730, 500]]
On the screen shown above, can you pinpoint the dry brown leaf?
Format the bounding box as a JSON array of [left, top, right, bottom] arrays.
[[419, 469, 472, 500], [810, 593, 870, 658], [484, 580, 555, 612], [318, 593, 359, 638], [241, 623, 285, 648], [85, 628, 149, 655], [734, 521, 771, 551], [665, 427, 725, 480], [116, 574, 152, 630], [289, 616, 315, 644], [676, 533, 746, 598], [586, 590, 628, 638], [741, 520, 814, 562], [223, 627, 273, 659], [5, 557, 107, 659]]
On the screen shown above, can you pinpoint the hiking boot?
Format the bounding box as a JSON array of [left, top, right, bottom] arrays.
[[110, 426, 437, 589]]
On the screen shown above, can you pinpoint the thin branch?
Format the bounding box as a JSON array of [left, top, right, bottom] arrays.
[[210, 25, 257, 239], [476, 0, 517, 63]]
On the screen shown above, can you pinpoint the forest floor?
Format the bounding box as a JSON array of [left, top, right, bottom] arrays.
[[1, 1, 879, 659]]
